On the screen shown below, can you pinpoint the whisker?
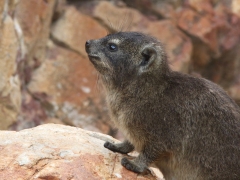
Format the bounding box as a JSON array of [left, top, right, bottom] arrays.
[[119, 11, 128, 32], [96, 73, 102, 92], [104, 25, 110, 36], [106, 17, 115, 34], [125, 11, 134, 31]]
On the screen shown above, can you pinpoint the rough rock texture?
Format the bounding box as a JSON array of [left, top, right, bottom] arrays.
[[28, 41, 110, 133], [122, 0, 183, 20], [0, 124, 162, 180], [0, 0, 21, 129], [25, 5, 110, 133], [177, 1, 240, 86], [232, 0, 240, 16], [15, 0, 57, 67], [51, 5, 106, 57]]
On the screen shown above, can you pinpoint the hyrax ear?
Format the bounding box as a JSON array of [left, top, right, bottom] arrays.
[[140, 45, 158, 72]]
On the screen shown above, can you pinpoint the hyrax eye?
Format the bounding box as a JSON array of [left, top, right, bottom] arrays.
[[108, 43, 118, 52]]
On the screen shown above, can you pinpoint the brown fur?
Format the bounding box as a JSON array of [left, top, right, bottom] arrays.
[[85, 32, 240, 180]]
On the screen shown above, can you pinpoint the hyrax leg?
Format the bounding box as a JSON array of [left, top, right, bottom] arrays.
[[104, 140, 134, 154], [121, 146, 158, 174]]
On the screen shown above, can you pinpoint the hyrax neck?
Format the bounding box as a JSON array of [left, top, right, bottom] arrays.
[[103, 69, 169, 94]]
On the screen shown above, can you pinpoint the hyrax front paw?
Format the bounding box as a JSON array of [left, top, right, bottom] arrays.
[[104, 141, 118, 152], [121, 157, 150, 174], [104, 141, 134, 154]]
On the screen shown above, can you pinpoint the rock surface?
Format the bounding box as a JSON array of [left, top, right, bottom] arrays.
[[0, 124, 162, 180], [177, 0, 240, 86], [51, 5, 106, 57], [28, 41, 110, 133], [15, 0, 57, 83], [0, 0, 21, 129]]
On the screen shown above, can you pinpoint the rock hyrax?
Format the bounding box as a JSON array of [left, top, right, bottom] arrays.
[[85, 32, 240, 180]]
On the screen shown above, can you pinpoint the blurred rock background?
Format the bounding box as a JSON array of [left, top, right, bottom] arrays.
[[0, 0, 240, 138]]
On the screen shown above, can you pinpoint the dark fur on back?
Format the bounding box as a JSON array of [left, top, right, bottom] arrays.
[[85, 31, 240, 180]]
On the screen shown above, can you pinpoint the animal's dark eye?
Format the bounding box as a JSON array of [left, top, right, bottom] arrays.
[[108, 43, 118, 52]]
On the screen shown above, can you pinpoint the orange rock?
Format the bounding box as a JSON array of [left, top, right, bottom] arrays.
[[0, 124, 161, 180], [177, 8, 218, 67], [232, 0, 240, 17], [187, 0, 214, 14], [15, 0, 56, 64], [178, 8, 218, 53], [0, 1, 21, 129], [177, 3, 240, 85], [122, 0, 183, 20], [51, 6, 107, 57], [28, 42, 110, 133]]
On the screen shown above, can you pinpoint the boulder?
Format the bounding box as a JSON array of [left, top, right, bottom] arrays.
[[15, 0, 56, 65], [23, 5, 112, 133], [0, 124, 162, 180], [232, 0, 240, 16], [51, 5, 106, 57], [177, 1, 240, 86], [28, 41, 110, 134], [0, 0, 21, 129], [122, 0, 183, 20], [6, 0, 60, 131], [9, 3, 112, 132]]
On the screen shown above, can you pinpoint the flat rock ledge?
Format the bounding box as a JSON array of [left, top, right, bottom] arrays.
[[0, 124, 162, 180]]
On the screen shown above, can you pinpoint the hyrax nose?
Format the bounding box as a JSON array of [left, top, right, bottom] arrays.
[[86, 40, 90, 46], [85, 40, 92, 52], [85, 40, 92, 47]]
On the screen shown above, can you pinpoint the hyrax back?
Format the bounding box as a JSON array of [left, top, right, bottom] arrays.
[[85, 32, 240, 180]]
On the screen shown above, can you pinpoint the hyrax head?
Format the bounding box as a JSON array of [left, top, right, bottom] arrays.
[[85, 32, 168, 85]]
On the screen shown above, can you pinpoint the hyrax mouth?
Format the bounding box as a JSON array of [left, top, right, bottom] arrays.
[[88, 54, 101, 61], [85, 40, 100, 60]]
